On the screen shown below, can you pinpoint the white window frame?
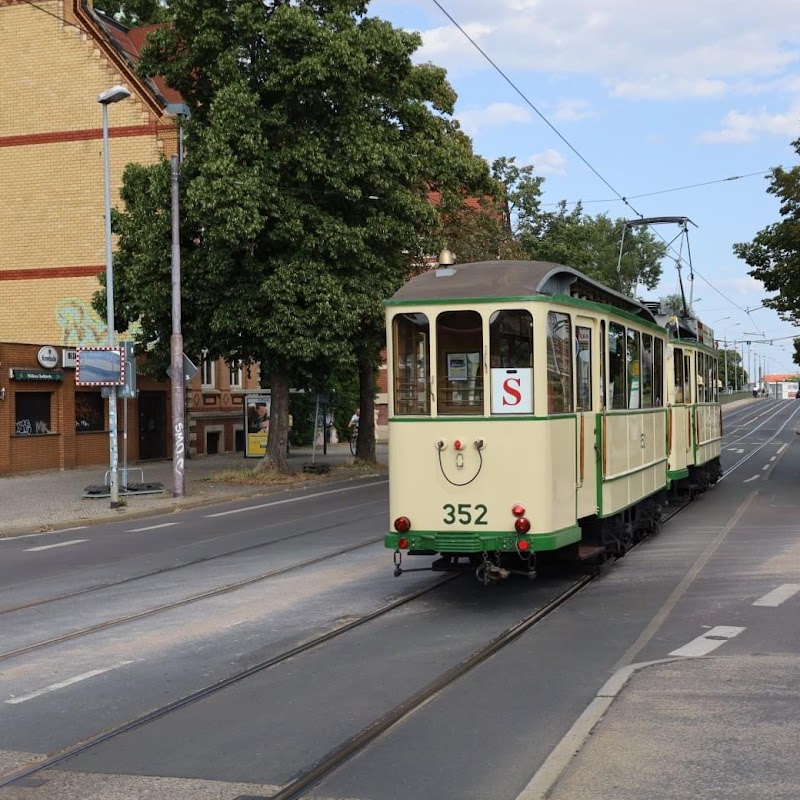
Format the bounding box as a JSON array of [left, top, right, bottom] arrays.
[[228, 359, 243, 389], [201, 350, 216, 388]]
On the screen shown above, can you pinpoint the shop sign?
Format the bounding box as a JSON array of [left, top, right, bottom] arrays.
[[37, 346, 58, 369], [12, 369, 64, 381], [62, 349, 77, 369]]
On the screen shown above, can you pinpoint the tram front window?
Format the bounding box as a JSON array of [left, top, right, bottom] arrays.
[[392, 313, 431, 415], [437, 310, 483, 415]]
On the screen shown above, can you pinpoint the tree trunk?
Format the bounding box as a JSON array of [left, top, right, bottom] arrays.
[[265, 366, 291, 472], [356, 356, 377, 463]]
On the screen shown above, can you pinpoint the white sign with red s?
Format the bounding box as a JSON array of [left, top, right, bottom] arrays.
[[491, 368, 533, 414]]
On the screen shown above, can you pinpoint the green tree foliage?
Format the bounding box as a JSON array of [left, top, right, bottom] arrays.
[[93, 0, 171, 26], [718, 348, 745, 390], [794, 338, 800, 368], [733, 148, 800, 324], [101, 0, 490, 469]]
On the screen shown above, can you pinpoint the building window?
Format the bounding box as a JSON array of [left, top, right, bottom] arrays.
[[201, 350, 215, 388], [75, 391, 104, 432], [15, 392, 51, 436], [228, 360, 243, 389]]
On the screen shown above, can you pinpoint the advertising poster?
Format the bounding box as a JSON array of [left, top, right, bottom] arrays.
[[244, 393, 270, 458]]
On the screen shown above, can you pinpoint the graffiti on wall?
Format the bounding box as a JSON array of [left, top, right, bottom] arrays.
[[56, 298, 108, 347]]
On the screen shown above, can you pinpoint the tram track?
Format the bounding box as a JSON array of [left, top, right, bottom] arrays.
[[0, 527, 385, 663], [0, 572, 461, 789], [0, 499, 385, 617]]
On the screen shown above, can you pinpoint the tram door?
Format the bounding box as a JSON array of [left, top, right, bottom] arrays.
[[575, 316, 597, 518]]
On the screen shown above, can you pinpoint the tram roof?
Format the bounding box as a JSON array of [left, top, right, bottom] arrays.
[[390, 260, 657, 323]]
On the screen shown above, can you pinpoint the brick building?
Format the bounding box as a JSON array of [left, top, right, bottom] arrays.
[[0, 0, 260, 475]]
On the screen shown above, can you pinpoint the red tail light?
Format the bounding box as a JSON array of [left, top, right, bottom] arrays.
[[398, 538, 409, 549], [512, 504, 526, 517], [394, 516, 411, 533], [517, 539, 529, 551], [515, 517, 531, 534]]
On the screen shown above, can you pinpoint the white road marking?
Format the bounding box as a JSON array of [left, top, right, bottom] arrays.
[[669, 626, 745, 658], [777, 443, 788, 454], [743, 475, 760, 483], [762, 464, 770, 471], [206, 480, 387, 518], [753, 584, 800, 607], [726, 447, 744, 453], [24, 539, 89, 552], [770, 456, 777, 462], [127, 522, 180, 532], [5, 661, 135, 705]]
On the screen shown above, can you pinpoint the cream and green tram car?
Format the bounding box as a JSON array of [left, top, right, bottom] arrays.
[[384, 260, 674, 582], [661, 315, 723, 494]]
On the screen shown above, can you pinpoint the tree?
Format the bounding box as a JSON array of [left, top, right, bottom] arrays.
[[102, 0, 488, 470], [794, 338, 800, 368], [93, 0, 171, 26], [514, 199, 666, 295], [718, 348, 745, 391], [733, 148, 800, 323]]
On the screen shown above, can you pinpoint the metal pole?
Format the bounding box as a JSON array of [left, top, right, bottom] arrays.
[[724, 341, 728, 393], [102, 102, 120, 508], [170, 155, 186, 497]]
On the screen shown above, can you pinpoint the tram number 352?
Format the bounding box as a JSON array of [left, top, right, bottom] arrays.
[[443, 503, 488, 525]]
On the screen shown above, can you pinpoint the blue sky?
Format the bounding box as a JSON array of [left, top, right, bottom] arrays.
[[371, 0, 800, 377]]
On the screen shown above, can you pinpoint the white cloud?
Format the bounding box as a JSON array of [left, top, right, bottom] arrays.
[[413, 0, 800, 101], [715, 276, 766, 296], [552, 99, 595, 122], [526, 149, 567, 175], [699, 105, 800, 143], [456, 102, 531, 135]]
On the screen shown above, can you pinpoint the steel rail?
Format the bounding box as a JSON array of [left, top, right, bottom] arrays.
[[0, 530, 384, 663], [0, 573, 460, 789]]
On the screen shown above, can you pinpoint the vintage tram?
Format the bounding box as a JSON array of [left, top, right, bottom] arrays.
[[383, 259, 722, 581]]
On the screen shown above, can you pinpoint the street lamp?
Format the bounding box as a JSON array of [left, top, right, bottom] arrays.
[[99, 84, 131, 508], [723, 322, 741, 393]]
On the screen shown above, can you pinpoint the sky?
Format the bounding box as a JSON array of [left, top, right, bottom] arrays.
[[370, 0, 800, 378]]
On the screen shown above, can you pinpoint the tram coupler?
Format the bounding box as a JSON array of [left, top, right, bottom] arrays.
[[475, 560, 510, 584], [393, 549, 403, 577]]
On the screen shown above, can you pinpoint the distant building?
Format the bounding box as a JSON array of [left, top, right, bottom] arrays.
[[762, 374, 800, 399]]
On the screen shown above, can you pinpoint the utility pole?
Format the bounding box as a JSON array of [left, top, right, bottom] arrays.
[[170, 155, 185, 497]]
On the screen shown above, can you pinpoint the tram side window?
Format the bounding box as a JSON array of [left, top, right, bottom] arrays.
[[547, 311, 573, 413], [437, 310, 483, 415], [674, 347, 685, 403], [641, 333, 654, 409], [697, 353, 706, 402], [392, 313, 431, 416], [576, 326, 592, 412], [627, 328, 641, 409], [489, 309, 533, 414], [608, 322, 626, 409], [653, 339, 663, 406], [684, 354, 692, 404], [711, 358, 719, 401]]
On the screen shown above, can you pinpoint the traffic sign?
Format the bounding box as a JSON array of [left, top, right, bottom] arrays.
[[166, 353, 198, 384]]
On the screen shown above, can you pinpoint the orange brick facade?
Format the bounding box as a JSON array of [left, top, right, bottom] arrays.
[[0, 0, 262, 474]]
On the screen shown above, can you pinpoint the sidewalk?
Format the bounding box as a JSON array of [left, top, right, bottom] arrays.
[[0, 443, 387, 538]]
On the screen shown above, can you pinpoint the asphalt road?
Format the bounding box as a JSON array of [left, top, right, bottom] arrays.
[[1, 399, 799, 800]]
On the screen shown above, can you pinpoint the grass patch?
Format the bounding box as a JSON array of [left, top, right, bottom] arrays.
[[206, 460, 386, 485]]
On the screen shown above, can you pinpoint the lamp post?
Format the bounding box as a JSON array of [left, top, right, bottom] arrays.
[[99, 84, 131, 508], [723, 322, 740, 393]]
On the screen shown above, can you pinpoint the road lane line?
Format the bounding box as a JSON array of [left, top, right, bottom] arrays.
[[5, 661, 135, 705], [753, 584, 800, 607], [778, 443, 788, 454], [127, 522, 180, 532], [762, 464, 770, 471], [24, 539, 89, 553], [669, 626, 745, 657], [743, 475, 760, 482], [206, 480, 387, 518]]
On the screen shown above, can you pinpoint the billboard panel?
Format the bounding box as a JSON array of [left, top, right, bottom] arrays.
[[76, 347, 125, 386]]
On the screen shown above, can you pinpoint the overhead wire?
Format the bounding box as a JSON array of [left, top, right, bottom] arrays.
[[427, 0, 781, 329]]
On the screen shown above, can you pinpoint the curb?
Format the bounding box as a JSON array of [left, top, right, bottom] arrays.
[[0, 471, 387, 541], [515, 658, 680, 800]]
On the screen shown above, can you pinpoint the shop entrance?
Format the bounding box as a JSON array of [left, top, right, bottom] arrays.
[[138, 391, 167, 460]]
